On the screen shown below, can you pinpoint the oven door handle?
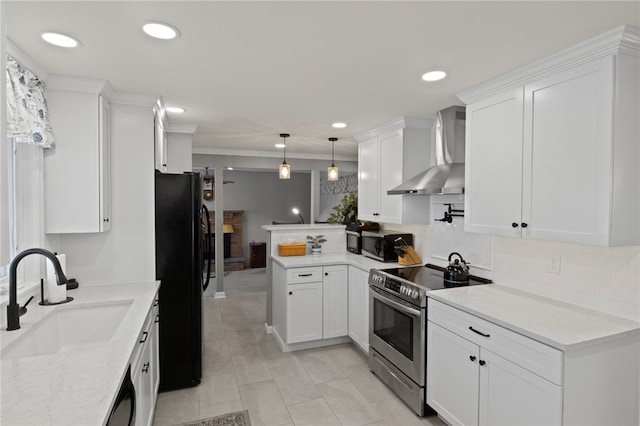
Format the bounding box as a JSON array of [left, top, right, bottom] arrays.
[[370, 286, 421, 317]]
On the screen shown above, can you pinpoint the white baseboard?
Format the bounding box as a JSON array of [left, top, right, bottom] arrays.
[[264, 323, 273, 334], [214, 291, 226, 299]]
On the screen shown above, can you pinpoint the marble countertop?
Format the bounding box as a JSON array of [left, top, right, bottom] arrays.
[[272, 252, 403, 271], [428, 285, 640, 351], [0, 281, 160, 426], [262, 224, 346, 232]]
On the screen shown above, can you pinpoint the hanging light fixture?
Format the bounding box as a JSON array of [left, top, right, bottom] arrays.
[[328, 137, 339, 181], [278, 133, 291, 179]]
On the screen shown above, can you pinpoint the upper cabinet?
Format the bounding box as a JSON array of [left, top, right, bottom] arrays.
[[44, 76, 113, 233], [154, 100, 168, 173], [459, 25, 639, 246], [356, 117, 433, 224]]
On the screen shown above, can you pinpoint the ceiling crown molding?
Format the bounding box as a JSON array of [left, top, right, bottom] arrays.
[[354, 116, 434, 142], [166, 125, 198, 134], [458, 25, 640, 104], [46, 74, 113, 99]]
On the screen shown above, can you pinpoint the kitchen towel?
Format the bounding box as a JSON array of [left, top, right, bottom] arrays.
[[46, 253, 66, 303]]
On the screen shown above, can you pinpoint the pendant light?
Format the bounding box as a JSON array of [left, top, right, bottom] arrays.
[[328, 137, 339, 181], [278, 133, 291, 179]]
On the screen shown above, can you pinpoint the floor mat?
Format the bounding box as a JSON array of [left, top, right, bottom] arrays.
[[176, 410, 251, 426]]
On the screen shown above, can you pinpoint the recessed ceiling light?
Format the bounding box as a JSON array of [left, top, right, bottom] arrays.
[[227, 167, 234, 171], [422, 71, 447, 82], [332, 122, 347, 129], [41, 32, 80, 48], [166, 107, 185, 113], [275, 143, 286, 149], [143, 22, 180, 40]]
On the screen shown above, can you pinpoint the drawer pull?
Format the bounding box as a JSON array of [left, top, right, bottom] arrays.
[[139, 331, 148, 343], [479, 360, 486, 366], [154, 299, 159, 306], [469, 326, 490, 338], [142, 362, 150, 373], [469, 355, 476, 362], [155, 314, 160, 323], [298, 273, 313, 277]]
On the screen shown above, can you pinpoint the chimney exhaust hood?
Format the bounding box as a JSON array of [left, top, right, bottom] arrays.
[[387, 105, 466, 195]]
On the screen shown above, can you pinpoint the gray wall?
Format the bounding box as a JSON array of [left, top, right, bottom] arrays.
[[203, 170, 311, 260]]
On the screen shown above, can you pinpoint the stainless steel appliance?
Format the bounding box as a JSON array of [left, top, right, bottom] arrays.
[[345, 221, 380, 254], [368, 263, 492, 415], [361, 231, 412, 262]]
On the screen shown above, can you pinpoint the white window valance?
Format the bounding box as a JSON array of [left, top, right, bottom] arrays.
[[5, 55, 55, 148]]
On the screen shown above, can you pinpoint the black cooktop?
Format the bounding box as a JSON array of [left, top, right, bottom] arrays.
[[380, 263, 492, 291]]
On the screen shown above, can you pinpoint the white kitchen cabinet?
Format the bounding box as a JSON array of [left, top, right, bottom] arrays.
[[348, 266, 369, 352], [461, 26, 639, 246], [154, 100, 168, 173], [427, 296, 639, 426], [322, 265, 348, 339], [356, 117, 433, 224], [427, 321, 562, 426], [44, 77, 112, 233], [273, 263, 350, 348], [287, 281, 324, 343], [132, 294, 160, 426]]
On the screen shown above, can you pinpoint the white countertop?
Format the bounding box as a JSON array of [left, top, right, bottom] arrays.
[[0, 281, 160, 426], [262, 224, 346, 232], [272, 252, 404, 271], [427, 285, 640, 351]]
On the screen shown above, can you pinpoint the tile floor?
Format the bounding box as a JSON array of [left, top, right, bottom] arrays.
[[152, 291, 446, 426]]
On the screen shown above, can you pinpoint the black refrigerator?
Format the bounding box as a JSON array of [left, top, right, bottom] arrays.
[[155, 172, 211, 392]]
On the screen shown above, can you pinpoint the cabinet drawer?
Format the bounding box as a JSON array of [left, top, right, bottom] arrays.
[[428, 299, 563, 385], [132, 305, 154, 370], [287, 267, 323, 284]]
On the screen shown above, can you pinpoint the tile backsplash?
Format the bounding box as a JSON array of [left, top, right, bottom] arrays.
[[383, 221, 640, 322]]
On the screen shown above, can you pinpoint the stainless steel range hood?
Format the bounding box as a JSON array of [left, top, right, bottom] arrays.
[[388, 105, 466, 195]]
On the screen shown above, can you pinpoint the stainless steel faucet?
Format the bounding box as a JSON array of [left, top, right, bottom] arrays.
[[6, 248, 68, 331]]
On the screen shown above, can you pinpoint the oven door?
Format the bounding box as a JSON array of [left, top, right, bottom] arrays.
[[369, 286, 425, 385]]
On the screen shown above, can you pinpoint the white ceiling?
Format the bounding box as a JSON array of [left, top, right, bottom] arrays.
[[6, 1, 639, 159]]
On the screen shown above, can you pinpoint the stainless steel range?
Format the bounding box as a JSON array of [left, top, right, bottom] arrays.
[[368, 263, 492, 416]]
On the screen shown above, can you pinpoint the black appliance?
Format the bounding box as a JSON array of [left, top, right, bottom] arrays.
[[155, 172, 211, 392], [368, 263, 491, 416], [106, 366, 135, 425], [345, 221, 379, 254], [361, 230, 413, 262]]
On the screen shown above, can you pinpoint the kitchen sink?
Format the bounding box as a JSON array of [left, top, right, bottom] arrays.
[[2, 300, 133, 360]]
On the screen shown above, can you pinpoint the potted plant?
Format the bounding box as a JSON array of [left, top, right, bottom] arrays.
[[306, 235, 327, 255], [328, 191, 358, 225]]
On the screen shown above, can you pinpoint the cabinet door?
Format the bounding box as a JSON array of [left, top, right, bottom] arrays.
[[358, 137, 379, 221], [427, 322, 480, 426], [523, 57, 614, 245], [322, 265, 348, 339], [348, 267, 369, 350], [479, 349, 562, 426], [154, 111, 167, 173], [377, 130, 404, 223], [464, 88, 524, 237], [98, 96, 112, 231], [287, 282, 323, 343]]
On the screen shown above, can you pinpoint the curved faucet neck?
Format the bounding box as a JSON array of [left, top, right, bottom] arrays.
[[9, 248, 68, 305]]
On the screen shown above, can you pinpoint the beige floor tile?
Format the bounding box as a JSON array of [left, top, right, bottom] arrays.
[[318, 378, 383, 426], [226, 329, 260, 355], [238, 380, 292, 426], [298, 351, 346, 384], [258, 338, 297, 369], [222, 314, 253, 332], [152, 387, 200, 426], [270, 359, 322, 405], [199, 399, 244, 420], [197, 360, 240, 406], [203, 340, 232, 371], [217, 298, 245, 317], [286, 398, 341, 426], [232, 350, 273, 385], [342, 362, 396, 403], [321, 343, 368, 368], [372, 398, 446, 426]]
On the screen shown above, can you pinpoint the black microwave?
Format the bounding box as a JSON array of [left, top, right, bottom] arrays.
[[361, 231, 413, 262], [346, 230, 361, 254]]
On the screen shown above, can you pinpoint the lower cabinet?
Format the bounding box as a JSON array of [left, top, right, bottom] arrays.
[[273, 263, 348, 346], [427, 298, 639, 426], [348, 266, 369, 352], [132, 295, 160, 426], [427, 321, 562, 426]]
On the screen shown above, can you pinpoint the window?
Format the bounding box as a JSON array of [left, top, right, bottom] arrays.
[[0, 138, 16, 281]]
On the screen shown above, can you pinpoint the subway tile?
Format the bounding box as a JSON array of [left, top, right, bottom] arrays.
[[610, 300, 640, 321], [596, 255, 630, 273]]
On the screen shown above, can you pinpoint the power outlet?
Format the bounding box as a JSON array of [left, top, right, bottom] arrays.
[[548, 254, 561, 274]]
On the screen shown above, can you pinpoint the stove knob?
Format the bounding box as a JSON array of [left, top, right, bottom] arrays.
[[413, 290, 419, 299]]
